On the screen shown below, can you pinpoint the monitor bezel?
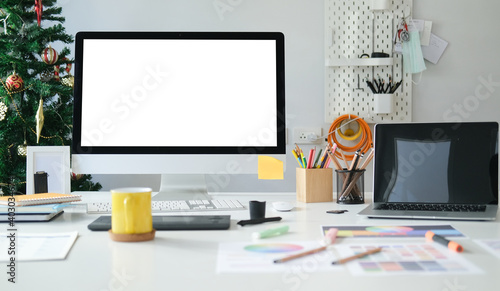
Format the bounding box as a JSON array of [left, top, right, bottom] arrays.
[[72, 31, 286, 155]]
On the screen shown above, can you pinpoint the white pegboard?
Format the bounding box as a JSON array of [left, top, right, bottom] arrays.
[[325, 0, 413, 124]]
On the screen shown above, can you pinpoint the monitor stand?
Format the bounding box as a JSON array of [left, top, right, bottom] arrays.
[[152, 174, 212, 201]]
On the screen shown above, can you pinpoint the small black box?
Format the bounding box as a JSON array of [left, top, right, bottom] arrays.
[[34, 171, 48, 193]]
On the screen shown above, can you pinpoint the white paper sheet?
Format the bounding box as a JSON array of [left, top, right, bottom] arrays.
[[0, 231, 78, 261], [421, 33, 449, 64]]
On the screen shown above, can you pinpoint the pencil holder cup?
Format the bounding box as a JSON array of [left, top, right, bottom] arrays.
[[296, 168, 333, 203], [336, 169, 365, 204], [373, 93, 394, 114], [249, 200, 266, 219]]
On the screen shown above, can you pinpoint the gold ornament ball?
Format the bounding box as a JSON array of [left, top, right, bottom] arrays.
[[17, 144, 27, 157]]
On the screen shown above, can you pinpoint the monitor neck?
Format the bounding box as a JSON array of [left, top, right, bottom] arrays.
[[152, 174, 211, 201]]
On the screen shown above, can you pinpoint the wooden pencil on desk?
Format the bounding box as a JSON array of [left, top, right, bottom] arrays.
[[274, 228, 338, 264], [274, 245, 328, 264], [331, 247, 382, 265]]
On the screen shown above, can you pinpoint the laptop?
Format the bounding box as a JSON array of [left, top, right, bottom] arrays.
[[358, 122, 499, 221]]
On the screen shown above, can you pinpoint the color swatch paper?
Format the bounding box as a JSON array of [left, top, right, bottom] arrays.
[[333, 243, 482, 276], [322, 225, 463, 238]]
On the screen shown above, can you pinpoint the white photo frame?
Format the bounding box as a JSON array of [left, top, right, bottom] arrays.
[[26, 146, 71, 195]]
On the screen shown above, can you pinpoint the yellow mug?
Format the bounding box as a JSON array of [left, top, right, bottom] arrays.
[[111, 187, 153, 234]]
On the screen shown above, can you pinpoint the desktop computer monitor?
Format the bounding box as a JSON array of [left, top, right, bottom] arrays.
[[71, 31, 286, 200]]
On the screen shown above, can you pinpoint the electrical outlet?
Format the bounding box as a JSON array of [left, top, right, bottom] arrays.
[[293, 127, 322, 144]]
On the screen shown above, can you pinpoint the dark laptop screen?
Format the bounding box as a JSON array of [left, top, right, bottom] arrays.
[[373, 122, 498, 205]]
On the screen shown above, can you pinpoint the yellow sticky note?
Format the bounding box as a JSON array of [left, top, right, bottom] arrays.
[[258, 156, 284, 180]]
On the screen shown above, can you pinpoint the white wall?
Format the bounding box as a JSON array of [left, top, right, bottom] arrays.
[[60, 0, 500, 192]]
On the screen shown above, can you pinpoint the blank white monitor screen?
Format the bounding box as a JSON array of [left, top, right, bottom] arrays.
[[72, 32, 286, 197], [80, 38, 279, 148]]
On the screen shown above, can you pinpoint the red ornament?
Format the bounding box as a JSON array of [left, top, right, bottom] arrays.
[[42, 46, 58, 65], [54, 58, 72, 81], [35, 0, 43, 27], [5, 73, 24, 91]]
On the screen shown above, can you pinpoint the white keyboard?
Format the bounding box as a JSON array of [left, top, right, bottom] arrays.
[[87, 199, 245, 214]]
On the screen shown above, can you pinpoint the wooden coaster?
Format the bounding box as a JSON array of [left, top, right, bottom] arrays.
[[108, 229, 156, 242]]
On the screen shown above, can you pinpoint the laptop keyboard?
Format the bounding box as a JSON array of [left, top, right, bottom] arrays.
[[87, 199, 245, 214], [376, 203, 487, 212]]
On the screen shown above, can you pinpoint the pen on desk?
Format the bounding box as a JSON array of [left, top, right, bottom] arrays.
[[331, 247, 383, 265], [274, 228, 338, 264], [425, 231, 464, 252], [252, 225, 289, 239], [237, 216, 282, 226]]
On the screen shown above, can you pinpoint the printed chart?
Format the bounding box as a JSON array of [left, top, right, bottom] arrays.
[[216, 241, 341, 273], [322, 225, 463, 238], [217, 240, 481, 276], [333, 243, 482, 276]]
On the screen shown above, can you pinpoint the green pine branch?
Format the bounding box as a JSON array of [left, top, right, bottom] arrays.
[[0, 0, 100, 195]]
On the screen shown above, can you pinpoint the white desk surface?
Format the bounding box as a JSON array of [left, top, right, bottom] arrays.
[[2, 192, 500, 291]]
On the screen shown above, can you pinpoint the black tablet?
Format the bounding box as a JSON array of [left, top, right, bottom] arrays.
[[88, 215, 231, 231]]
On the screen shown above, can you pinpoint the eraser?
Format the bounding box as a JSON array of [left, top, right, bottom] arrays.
[[324, 228, 338, 245]]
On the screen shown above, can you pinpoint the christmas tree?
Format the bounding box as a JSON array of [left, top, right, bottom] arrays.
[[0, 0, 101, 194]]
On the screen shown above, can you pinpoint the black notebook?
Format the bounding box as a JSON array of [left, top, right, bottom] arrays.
[[88, 215, 231, 231], [0, 210, 64, 222]]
